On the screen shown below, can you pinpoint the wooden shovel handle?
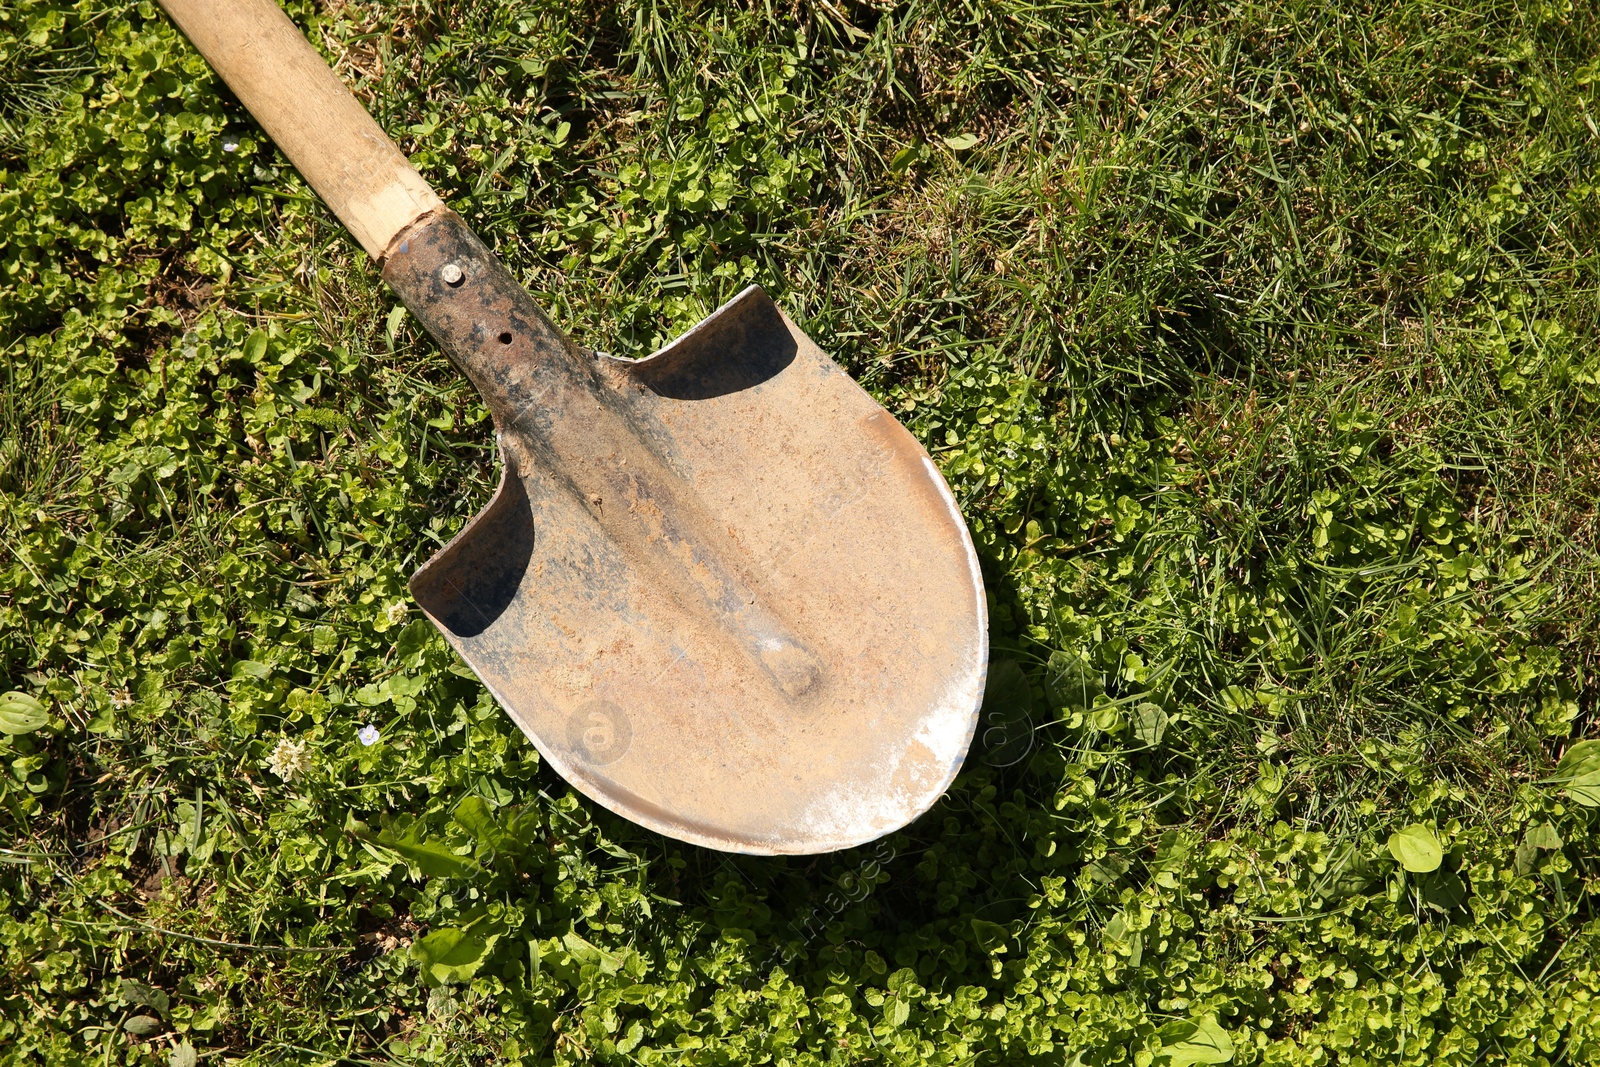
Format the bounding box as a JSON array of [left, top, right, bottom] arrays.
[[159, 0, 444, 260]]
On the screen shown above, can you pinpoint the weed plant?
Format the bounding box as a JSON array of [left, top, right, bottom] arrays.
[[3, 0, 1600, 1064]]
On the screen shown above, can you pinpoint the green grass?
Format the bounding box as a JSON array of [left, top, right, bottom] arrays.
[[3, 0, 1600, 1063]]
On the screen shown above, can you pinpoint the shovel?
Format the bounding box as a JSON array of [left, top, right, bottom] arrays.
[[160, 0, 988, 854]]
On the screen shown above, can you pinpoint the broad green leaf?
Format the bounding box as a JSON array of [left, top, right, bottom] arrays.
[[890, 145, 920, 173], [123, 1015, 163, 1036], [242, 328, 268, 363], [1388, 824, 1443, 872], [362, 824, 478, 879], [1554, 739, 1600, 806], [1324, 846, 1375, 899], [1155, 1015, 1234, 1066], [887, 998, 910, 1027], [1525, 822, 1564, 850], [982, 659, 1032, 714], [980, 659, 1034, 766], [0, 692, 50, 735], [886, 967, 920, 994], [505, 807, 546, 850], [382, 673, 426, 699], [117, 977, 169, 1015], [971, 918, 1009, 954], [1132, 702, 1169, 746], [412, 927, 495, 985], [394, 619, 433, 664], [1103, 911, 1144, 968], [943, 132, 980, 150], [1219, 685, 1254, 712], [1047, 650, 1103, 709], [1083, 855, 1130, 884], [168, 1041, 197, 1067], [1422, 870, 1467, 913], [454, 795, 508, 853], [563, 930, 624, 974]]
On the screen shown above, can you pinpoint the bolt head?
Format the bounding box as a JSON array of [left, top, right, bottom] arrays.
[[440, 263, 464, 286]]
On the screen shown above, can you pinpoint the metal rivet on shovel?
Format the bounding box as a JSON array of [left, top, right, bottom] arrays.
[[157, 0, 989, 855]]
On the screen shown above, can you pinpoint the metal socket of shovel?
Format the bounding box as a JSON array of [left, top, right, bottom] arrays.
[[160, 0, 988, 854]]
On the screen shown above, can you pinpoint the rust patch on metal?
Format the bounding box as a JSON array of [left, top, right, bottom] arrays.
[[385, 210, 988, 854]]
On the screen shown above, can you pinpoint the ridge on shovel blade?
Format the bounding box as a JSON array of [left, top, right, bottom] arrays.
[[394, 220, 988, 856]]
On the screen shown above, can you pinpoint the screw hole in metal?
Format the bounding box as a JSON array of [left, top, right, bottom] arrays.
[[497, 331, 514, 345]]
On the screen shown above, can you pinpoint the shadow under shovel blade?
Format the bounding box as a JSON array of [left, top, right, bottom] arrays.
[[393, 221, 987, 854]]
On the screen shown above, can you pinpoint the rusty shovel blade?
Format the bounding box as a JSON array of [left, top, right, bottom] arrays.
[[387, 213, 987, 855]]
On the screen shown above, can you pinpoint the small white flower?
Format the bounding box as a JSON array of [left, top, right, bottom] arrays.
[[267, 737, 309, 781], [110, 687, 133, 709], [358, 724, 380, 746], [385, 602, 409, 627], [222, 138, 239, 153]]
